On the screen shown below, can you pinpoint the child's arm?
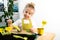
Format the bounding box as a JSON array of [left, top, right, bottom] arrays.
[[7, 19, 20, 32], [30, 28, 38, 34], [30, 20, 38, 34]]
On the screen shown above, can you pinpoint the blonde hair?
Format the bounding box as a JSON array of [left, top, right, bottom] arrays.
[[25, 2, 35, 9]]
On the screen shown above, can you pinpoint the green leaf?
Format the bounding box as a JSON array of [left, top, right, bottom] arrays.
[[10, 16, 13, 19], [4, 15, 6, 18], [2, 15, 5, 17], [0, 16, 2, 22]]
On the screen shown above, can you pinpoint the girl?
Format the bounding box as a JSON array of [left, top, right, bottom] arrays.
[[7, 2, 37, 34], [6, 2, 37, 40]]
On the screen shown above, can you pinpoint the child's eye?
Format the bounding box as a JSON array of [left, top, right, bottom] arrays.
[[25, 11, 28, 13], [29, 13, 31, 14]]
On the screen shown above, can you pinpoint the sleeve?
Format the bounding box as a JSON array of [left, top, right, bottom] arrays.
[[12, 19, 22, 31]]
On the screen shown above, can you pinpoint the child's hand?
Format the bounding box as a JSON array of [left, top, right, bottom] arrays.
[[7, 19, 12, 24], [30, 28, 37, 34]]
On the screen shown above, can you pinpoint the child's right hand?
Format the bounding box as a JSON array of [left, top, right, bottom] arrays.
[[7, 19, 12, 24], [30, 28, 38, 34]]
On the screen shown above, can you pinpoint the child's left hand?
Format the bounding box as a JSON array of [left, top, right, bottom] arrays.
[[30, 28, 38, 34]]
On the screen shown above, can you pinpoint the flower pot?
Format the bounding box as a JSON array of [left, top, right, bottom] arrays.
[[37, 28, 44, 35]]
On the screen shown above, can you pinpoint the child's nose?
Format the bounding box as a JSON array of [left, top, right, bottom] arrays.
[[26, 13, 29, 16]]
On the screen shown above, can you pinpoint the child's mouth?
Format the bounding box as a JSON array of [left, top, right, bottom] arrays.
[[24, 15, 29, 18]]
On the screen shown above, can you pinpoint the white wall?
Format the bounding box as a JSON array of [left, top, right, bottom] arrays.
[[18, 0, 60, 40]]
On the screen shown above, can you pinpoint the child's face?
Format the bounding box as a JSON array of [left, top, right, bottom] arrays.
[[23, 7, 34, 19]]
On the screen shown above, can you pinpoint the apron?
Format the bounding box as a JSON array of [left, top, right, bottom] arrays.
[[22, 18, 32, 32]]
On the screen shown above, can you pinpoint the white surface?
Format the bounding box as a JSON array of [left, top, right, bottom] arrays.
[[18, 0, 60, 40]]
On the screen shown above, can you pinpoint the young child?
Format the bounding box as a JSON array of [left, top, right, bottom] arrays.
[[7, 2, 37, 34]]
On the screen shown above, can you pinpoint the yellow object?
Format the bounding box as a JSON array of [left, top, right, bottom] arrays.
[[13, 35, 28, 40], [0, 28, 4, 33], [42, 20, 47, 28], [37, 28, 44, 35], [5, 27, 13, 32], [13, 35, 23, 38], [22, 18, 32, 32], [13, 25, 20, 31], [42, 20, 47, 25], [24, 37, 28, 40]]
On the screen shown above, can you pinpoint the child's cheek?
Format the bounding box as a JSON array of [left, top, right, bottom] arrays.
[[29, 15, 31, 17]]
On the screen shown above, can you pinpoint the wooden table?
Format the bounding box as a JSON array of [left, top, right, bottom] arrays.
[[36, 33, 55, 40]]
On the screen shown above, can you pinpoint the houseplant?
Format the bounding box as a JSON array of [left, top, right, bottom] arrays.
[[0, 0, 14, 27]]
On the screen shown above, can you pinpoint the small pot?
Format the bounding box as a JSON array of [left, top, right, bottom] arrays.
[[37, 28, 44, 35]]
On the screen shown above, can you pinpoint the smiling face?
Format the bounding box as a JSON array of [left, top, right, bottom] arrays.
[[23, 3, 35, 19], [23, 7, 35, 19]]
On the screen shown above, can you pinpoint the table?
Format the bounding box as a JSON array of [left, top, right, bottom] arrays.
[[0, 29, 55, 40], [36, 33, 55, 40]]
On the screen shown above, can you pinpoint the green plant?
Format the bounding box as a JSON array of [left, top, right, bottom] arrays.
[[0, 0, 14, 26], [8, 0, 13, 19]]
